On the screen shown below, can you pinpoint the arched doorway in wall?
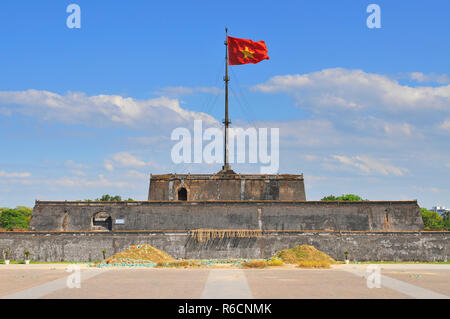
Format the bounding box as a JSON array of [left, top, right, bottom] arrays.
[[91, 212, 112, 231], [178, 187, 187, 201]]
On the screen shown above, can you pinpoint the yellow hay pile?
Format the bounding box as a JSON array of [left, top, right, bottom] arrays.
[[103, 244, 175, 264], [189, 229, 262, 243], [274, 245, 335, 268]]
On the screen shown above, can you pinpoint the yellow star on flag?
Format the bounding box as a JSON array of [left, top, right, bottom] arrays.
[[240, 46, 255, 60]]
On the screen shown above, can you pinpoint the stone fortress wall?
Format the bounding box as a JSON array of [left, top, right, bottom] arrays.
[[29, 200, 423, 232], [0, 230, 447, 262]]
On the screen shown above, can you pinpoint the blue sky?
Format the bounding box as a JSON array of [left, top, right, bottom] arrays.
[[0, 0, 449, 208]]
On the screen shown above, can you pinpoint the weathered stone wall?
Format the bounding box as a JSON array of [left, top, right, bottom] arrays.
[[29, 200, 423, 232], [0, 231, 447, 262], [148, 174, 306, 201]]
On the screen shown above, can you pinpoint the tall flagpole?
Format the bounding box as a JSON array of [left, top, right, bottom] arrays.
[[222, 27, 232, 173]]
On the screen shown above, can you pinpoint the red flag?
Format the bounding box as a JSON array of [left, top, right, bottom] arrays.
[[228, 36, 269, 65]]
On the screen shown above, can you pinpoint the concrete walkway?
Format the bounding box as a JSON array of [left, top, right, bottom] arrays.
[[0, 264, 449, 299], [337, 264, 449, 299], [201, 269, 253, 299]]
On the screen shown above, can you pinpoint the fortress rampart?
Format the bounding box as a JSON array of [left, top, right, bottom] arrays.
[[0, 230, 447, 262], [29, 200, 423, 232]]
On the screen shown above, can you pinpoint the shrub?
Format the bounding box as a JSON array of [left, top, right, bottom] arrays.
[[266, 257, 283, 266], [421, 208, 446, 230], [0, 208, 29, 230], [321, 194, 363, 201]]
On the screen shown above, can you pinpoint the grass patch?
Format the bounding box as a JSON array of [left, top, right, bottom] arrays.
[[275, 245, 335, 265], [242, 260, 268, 268], [242, 258, 284, 268], [297, 261, 331, 268], [156, 261, 202, 268]]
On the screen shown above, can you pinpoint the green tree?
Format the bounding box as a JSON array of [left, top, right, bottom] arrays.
[[96, 194, 122, 201], [420, 208, 444, 230], [93, 195, 134, 202], [321, 195, 338, 201], [321, 194, 363, 201], [442, 212, 450, 231], [78, 195, 134, 202], [14, 206, 33, 222], [0, 208, 29, 230]]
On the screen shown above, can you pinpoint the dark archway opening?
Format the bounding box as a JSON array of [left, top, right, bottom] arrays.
[[92, 213, 112, 231], [178, 187, 187, 201]]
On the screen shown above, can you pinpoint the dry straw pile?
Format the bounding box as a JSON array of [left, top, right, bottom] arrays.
[[103, 244, 175, 265], [274, 245, 335, 268]]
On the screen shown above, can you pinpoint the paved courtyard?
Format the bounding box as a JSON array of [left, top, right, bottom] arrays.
[[0, 264, 449, 299]]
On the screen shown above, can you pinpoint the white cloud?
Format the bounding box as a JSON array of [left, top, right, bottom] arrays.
[[108, 152, 159, 170], [406, 72, 450, 84], [0, 89, 218, 128], [302, 154, 320, 161], [104, 160, 114, 172], [331, 155, 407, 176], [65, 160, 88, 169], [382, 122, 414, 137], [413, 186, 440, 193], [0, 175, 132, 188], [0, 170, 31, 178], [253, 68, 450, 114], [439, 119, 450, 131], [127, 170, 148, 180], [70, 170, 86, 176], [112, 152, 147, 167], [49, 174, 133, 188]]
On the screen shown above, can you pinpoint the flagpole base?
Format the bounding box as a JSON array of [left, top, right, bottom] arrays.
[[218, 164, 236, 175]]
